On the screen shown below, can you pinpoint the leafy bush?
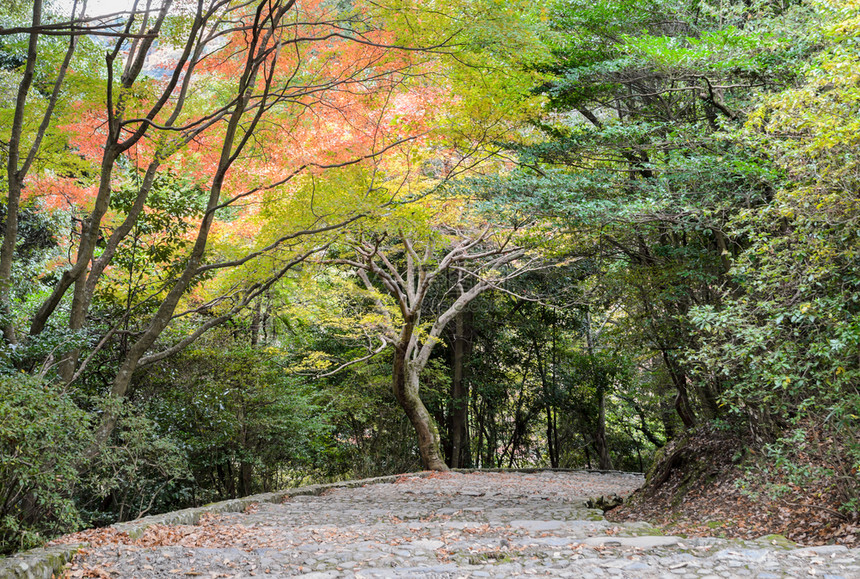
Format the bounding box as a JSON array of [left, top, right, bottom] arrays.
[[76, 408, 193, 526], [135, 344, 339, 499], [0, 374, 91, 554], [686, 0, 860, 515]]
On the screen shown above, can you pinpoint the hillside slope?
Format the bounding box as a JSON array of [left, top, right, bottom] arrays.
[[606, 424, 859, 546]]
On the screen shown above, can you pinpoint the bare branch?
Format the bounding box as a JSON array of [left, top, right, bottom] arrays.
[[299, 336, 389, 378], [139, 245, 322, 366], [194, 216, 359, 275]]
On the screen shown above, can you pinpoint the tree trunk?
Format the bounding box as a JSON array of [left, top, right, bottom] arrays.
[[662, 351, 697, 429], [595, 385, 614, 470], [250, 298, 262, 346], [1, 178, 22, 345], [448, 310, 471, 468], [586, 308, 613, 470], [84, 1, 287, 453], [474, 397, 486, 468], [546, 405, 557, 468], [581, 432, 593, 469], [697, 380, 721, 420], [239, 458, 253, 496], [674, 387, 697, 430], [548, 318, 559, 468], [1, 0, 41, 345], [392, 347, 448, 471], [238, 403, 253, 496]]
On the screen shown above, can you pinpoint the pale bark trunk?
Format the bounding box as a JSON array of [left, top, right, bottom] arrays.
[[392, 345, 448, 471], [350, 233, 527, 472]]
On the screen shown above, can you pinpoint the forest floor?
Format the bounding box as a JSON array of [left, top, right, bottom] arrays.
[[606, 424, 860, 547]]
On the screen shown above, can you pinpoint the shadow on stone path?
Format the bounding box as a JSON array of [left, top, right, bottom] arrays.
[[63, 471, 859, 578]]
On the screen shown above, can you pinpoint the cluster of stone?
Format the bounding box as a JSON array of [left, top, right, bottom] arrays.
[[5, 471, 858, 578]]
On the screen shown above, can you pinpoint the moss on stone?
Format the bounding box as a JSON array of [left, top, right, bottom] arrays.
[[757, 534, 796, 549]]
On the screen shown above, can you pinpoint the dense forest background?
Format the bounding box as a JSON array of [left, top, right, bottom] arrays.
[[1, 0, 858, 555]]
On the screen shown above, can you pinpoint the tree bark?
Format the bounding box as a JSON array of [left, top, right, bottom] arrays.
[[1, 0, 42, 344], [347, 233, 529, 472], [581, 432, 592, 469], [393, 346, 448, 471], [663, 351, 697, 429], [586, 308, 613, 470], [448, 309, 471, 468], [85, 0, 293, 454], [546, 405, 558, 468], [595, 385, 614, 470], [238, 403, 253, 496], [28, 0, 179, 337], [250, 298, 262, 346]]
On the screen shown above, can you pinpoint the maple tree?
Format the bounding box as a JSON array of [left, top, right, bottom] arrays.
[[0, 0, 543, 548], [0, 0, 469, 450]]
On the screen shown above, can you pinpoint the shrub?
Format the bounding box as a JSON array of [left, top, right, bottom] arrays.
[[0, 374, 91, 554]]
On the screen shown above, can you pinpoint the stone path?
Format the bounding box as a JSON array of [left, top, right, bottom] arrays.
[[64, 471, 860, 578]]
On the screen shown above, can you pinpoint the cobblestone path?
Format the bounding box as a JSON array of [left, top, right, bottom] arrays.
[[66, 471, 860, 578]]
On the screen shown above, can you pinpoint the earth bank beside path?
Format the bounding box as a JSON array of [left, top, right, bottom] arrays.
[[21, 470, 860, 578]]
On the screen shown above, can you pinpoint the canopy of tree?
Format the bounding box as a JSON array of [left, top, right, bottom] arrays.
[[0, 0, 857, 554]]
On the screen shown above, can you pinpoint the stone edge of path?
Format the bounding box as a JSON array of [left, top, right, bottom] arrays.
[[0, 468, 643, 579]]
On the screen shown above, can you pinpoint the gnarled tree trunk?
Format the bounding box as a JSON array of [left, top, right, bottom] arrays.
[[346, 231, 530, 473], [393, 349, 448, 471]]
